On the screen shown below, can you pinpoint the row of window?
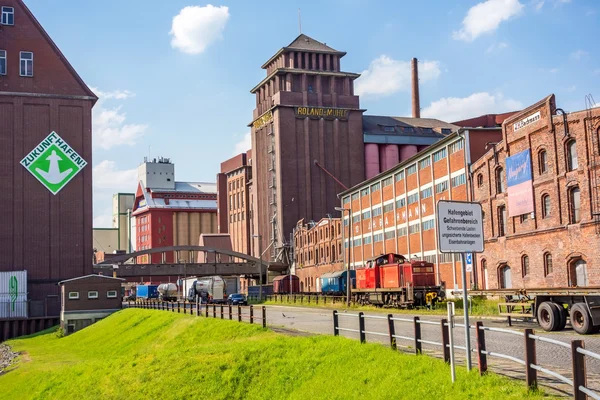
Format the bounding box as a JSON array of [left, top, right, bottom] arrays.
[[68, 290, 118, 300], [0, 50, 33, 77], [1, 6, 13, 25]]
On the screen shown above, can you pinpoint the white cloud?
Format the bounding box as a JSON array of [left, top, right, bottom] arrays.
[[421, 92, 522, 122], [233, 132, 251, 155], [91, 88, 148, 150], [170, 5, 230, 55], [549, 67, 559, 73], [453, 0, 524, 42], [485, 42, 509, 54], [355, 56, 441, 98], [93, 160, 138, 191], [570, 50, 589, 61], [534, 0, 545, 11]]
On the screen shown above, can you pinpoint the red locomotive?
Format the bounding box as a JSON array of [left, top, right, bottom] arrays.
[[354, 253, 445, 308]]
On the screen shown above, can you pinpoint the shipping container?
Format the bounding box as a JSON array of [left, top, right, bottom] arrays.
[[136, 285, 159, 299], [224, 277, 240, 295], [0, 294, 28, 319], [0, 271, 28, 296], [0, 271, 28, 319]]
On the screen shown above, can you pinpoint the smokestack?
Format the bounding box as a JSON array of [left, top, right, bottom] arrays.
[[411, 57, 420, 118]]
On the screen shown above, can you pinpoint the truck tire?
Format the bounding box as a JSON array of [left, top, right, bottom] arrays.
[[551, 303, 567, 331], [537, 301, 560, 331], [569, 303, 594, 335]]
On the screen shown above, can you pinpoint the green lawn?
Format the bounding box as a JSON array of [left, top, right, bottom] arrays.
[[1, 309, 554, 400]]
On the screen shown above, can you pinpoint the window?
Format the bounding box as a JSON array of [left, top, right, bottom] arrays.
[[396, 198, 406, 208], [68, 292, 79, 300], [542, 194, 551, 218], [107, 290, 118, 298], [419, 158, 431, 169], [373, 233, 384, 242], [0, 50, 5, 75], [442, 128, 452, 135], [88, 291, 99, 299], [421, 187, 432, 199], [520, 214, 528, 223], [569, 186, 581, 224], [351, 192, 359, 201], [567, 140, 578, 171], [343, 218, 349, 226], [1, 6, 14, 25], [498, 206, 507, 236], [521, 255, 529, 277], [352, 215, 360, 224], [383, 203, 393, 213], [361, 188, 370, 196], [451, 173, 466, 187], [544, 253, 553, 276], [372, 206, 382, 217], [383, 177, 393, 187], [343, 196, 350, 205], [422, 220, 435, 231], [383, 126, 395, 132], [495, 168, 504, 193], [439, 253, 453, 263], [433, 148, 447, 163], [371, 182, 381, 192], [353, 238, 362, 247], [435, 181, 449, 193], [20, 51, 33, 77], [409, 223, 420, 234], [363, 236, 372, 245], [477, 173, 483, 188], [407, 193, 419, 205], [362, 210, 371, 220], [539, 150, 548, 174], [403, 126, 415, 133], [384, 230, 395, 240], [406, 164, 417, 175], [397, 226, 407, 236], [448, 140, 464, 154], [421, 127, 433, 134], [395, 171, 405, 182]]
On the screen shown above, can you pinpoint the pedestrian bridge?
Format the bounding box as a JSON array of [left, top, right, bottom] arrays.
[[93, 245, 287, 279]]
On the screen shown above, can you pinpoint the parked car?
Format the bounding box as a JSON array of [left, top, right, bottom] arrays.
[[227, 293, 248, 306]]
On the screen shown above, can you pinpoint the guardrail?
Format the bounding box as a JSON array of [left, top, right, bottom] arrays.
[[332, 309, 600, 399], [126, 300, 266, 328]]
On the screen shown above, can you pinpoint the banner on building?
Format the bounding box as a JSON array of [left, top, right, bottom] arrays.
[[506, 149, 534, 217]]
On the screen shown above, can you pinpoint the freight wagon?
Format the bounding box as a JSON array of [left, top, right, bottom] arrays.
[[353, 253, 445, 308], [273, 275, 300, 294]]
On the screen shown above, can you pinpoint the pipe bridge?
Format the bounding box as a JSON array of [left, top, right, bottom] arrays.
[[93, 246, 287, 278]]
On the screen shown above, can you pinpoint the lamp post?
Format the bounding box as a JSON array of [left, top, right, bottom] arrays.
[[335, 206, 352, 306], [253, 234, 263, 301]]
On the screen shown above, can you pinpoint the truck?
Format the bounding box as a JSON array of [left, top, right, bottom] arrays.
[[187, 276, 226, 304], [136, 284, 159, 300], [157, 283, 178, 302], [458, 287, 600, 335]]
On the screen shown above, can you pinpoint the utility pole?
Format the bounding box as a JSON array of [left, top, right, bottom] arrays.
[[254, 234, 263, 301]]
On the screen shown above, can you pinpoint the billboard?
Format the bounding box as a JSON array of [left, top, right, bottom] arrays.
[[506, 149, 534, 217]]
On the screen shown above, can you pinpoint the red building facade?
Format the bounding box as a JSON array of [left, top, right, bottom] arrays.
[[0, 0, 97, 316]]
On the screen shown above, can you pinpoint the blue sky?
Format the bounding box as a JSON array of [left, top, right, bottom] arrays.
[[24, 0, 599, 226]]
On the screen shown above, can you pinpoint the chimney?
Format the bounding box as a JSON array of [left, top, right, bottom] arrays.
[[411, 57, 420, 118]]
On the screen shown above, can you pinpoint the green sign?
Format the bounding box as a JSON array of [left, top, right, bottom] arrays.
[[20, 131, 87, 195], [9, 276, 17, 312]]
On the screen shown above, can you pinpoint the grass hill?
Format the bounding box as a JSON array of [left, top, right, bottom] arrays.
[[0, 309, 554, 399]]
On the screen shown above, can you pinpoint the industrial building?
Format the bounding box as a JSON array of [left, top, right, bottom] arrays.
[[93, 193, 135, 260], [246, 34, 458, 265], [132, 157, 218, 263], [0, 0, 97, 317], [472, 94, 600, 289]]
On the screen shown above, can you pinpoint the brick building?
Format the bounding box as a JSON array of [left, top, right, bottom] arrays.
[[472, 94, 600, 289], [335, 127, 503, 291], [293, 218, 344, 292], [0, 0, 97, 317], [132, 157, 218, 263]]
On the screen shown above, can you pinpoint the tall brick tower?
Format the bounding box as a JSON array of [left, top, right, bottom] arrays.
[[249, 34, 365, 262]]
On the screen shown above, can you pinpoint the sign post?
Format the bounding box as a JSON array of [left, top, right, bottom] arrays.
[[437, 200, 484, 373]]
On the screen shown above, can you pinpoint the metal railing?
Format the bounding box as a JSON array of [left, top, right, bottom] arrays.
[[126, 300, 267, 328], [332, 309, 600, 399]]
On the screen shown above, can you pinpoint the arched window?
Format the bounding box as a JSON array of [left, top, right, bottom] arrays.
[[497, 205, 507, 236], [521, 255, 529, 277], [538, 150, 548, 174], [567, 140, 578, 171], [481, 259, 488, 290], [542, 194, 551, 219], [569, 186, 581, 224], [331, 245, 335, 261], [477, 173, 484, 187], [495, 167, 505, 194], [499, 265, 512, 289], [544, 253, 553, 276]]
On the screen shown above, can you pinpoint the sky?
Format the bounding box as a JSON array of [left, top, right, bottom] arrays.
[[24, 0, 600, 227]]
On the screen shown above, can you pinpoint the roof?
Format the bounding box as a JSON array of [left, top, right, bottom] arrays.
[[321, 271, 345, 279], [272, 274, 299, 281], [452, 111, 518, 128], [261, 34, 346, 69], [59, 274, 125, 285], [133, 181, 217, 214], [157, 182, 217, 194], [362, 115, 459, 146]]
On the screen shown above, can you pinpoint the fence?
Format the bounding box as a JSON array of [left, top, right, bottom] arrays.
[[126, 300, 267, 328], [331, 310, 600, 400], [250, 294, 349, 305]]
